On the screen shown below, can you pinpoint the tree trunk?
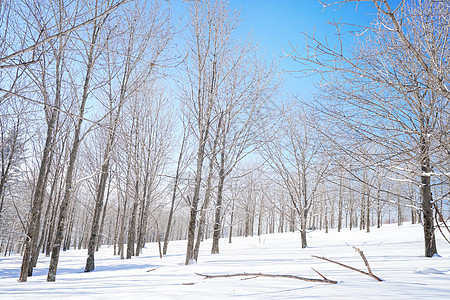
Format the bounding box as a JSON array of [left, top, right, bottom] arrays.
[[301, 211, 307, 248], [163, 132, 186, 255], [397, 195, 403, 226], [18, 83, 58, 282], [185, 133, 208, 265], [97, 176, 112, 251], [366, 190, 370, 233], [337, 176, 343, 232], [194, 152, 215, 260], [84, 158, 110, 272], [211, 137, 225, 254], [228, 201, 235, 244], [126, 181, 139, 259], [47, 18, 99, 282], [421, 155, 437, 257]]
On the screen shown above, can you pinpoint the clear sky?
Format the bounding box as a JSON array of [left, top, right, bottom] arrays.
[[227, 0, 381, 98], [171, 0, 403, 99]]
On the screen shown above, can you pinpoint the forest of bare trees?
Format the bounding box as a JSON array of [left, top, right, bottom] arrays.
[[0, 0, 448, 283]]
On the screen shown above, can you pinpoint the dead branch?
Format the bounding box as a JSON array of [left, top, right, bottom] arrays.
[[312, 255, 383, 281], [311, 268, 330, 281], [352, 247, 373, 275], [146, 268, 157, 272], [195, 272, 337, 284], [435, 205, 450, 244]]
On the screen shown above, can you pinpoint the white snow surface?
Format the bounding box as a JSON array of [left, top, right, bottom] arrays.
[[1, 223, 449, 299]]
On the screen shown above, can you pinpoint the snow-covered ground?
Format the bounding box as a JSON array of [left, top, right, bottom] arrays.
[[1, 223, 449, 299]]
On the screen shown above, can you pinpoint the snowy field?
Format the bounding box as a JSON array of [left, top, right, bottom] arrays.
[[1, 223, 449, 299]]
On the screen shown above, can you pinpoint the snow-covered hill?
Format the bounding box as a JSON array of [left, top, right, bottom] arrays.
[[1, 223, 449, 299]]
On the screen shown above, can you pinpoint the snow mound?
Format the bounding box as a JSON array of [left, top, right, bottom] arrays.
[[415, 267, 445, 275]]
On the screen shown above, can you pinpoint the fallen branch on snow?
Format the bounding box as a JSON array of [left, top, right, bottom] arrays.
[[146, 268, 158, 272], [195, 272, 337, 284], [312, 249, 383, 282]]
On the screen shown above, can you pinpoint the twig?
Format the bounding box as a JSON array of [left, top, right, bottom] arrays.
[[311, 268, 330, 281], [312, 255, 383, 281], [146, 268, 157, 272], [240, 276, 259, 281], [195, 272, 337, 284], [435, 205, 450, 244]]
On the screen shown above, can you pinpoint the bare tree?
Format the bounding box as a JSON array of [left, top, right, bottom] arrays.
[[47, 0, 117, 282], [181, 0, 240, 265], [84, 0, 172, 272], [162, 126, 188, 255], [262, 104, 328, 248], [291, 0, 449, 257]]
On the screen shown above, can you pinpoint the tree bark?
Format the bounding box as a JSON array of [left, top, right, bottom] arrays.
[[211, 140, 225, 254], [162, 135, 185, 255], [47, 16, 100, 282], [421, 151, 437, 257]]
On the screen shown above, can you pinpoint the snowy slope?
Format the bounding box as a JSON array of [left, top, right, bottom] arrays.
[[1, 223, 449, 299]]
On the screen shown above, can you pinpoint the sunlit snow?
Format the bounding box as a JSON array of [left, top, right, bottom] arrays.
[[1, 223, 449, 299]]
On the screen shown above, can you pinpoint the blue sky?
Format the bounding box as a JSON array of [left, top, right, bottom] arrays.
[[227, 0, 381, 98], [171, 0, 402, 99]]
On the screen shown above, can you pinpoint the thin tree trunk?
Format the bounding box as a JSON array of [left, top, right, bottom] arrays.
[[366, 190, 370, 233], [97, 175, 112, 251], [211, 142, 225, 254], [127, 181, 139, 259], [228, 201, 234, 244], [84, 155, 111, 272], [185, 134, 208, 265], [47, 18, 100, 282], [337, 176, 343, 232], [18, 79, 59, 282], [163, 133, 186, 255]]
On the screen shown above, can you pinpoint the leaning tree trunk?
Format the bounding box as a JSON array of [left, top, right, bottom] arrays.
[[46, 106, 85, 282], [163, 134, 185, 255], [84, 156, 110, 272], [85, 88, 124, 271], [47, 20, 99, 282], [194, 145, 217, 261], [18, 89, 59, 282], [185, 127, 209, 265]]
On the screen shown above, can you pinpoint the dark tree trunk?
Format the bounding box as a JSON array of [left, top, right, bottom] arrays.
[[19, 92, 58, 282], [84, 159, 110, 272], [163, 132, 185, 255], [126, 181, 139, 259], [47, 19, 99, 282], [185, 132, 208, 265], [421, 160, 437, 257], [97, 176, 112, 251]]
